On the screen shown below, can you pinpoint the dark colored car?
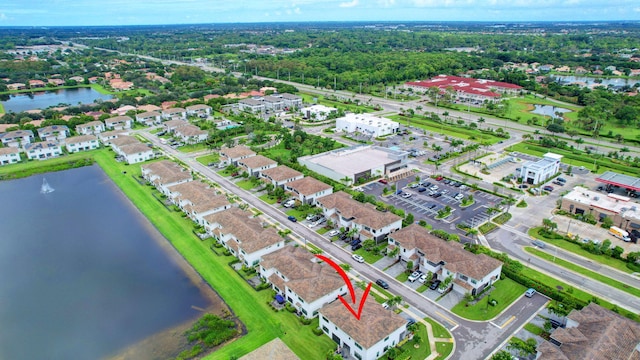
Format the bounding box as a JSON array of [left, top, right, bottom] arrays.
[[543, 185, 554, 192], [287, 215, 297, 222], [418, 187, 427, 192], [429, 280, 441, 290], [376, 279, 389, 289], [350, 239, 362, 247], [351, 243, 363, 251]]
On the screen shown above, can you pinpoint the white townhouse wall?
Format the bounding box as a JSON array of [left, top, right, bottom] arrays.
[[165, 181, 231, 225], [76, 121, 105, 135], [237, 155, 277, 177], [25, 141, 62, 160], [174, 124, 208, 144], [161, 107, 187, 120], [259, 246, 347, 318], [260, 165, 304, 187], [118, 144, 154, 164], [279, 93, 303, 109], [388, 224, 502, 296], [0, 147, 21, 165], [105, 115, 133, 130], [186, 104, 212, 118], [163, 119, 188, 133], [518, 152, 562, 185], [141, 160, 192, 195], [135, 111, 162, 126], [238, 98, 265, 113], [284, 177, 334, 205], [316, 191, 403, 242], [97, 130, 125, 145], [0, 130, 34, 148], [319, 289, 408, 360], [65, 135, 99, 153], [336, 113, 399, 138], [301, 104, 337, 121], [37, 125, 70, 142], [218, 145, 256, 166], [204, 208, 284, 267]]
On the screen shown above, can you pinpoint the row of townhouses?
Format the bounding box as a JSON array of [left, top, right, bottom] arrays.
[[237, 93, 303, 113]]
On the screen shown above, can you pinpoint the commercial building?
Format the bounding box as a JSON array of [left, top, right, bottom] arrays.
[[404, 75, 522, 104], [301, 104, 338, 121], [299, 145, 408, 184], [560, 186, 640, 231], [518, 152, 562, 185], [335, 113, 399, 138]]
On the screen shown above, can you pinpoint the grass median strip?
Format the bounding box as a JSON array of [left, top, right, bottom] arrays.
[[525, 247, 640, 299]]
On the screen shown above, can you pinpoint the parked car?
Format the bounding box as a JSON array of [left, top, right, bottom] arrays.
[[408, 271, 423, 282], [376, 279, 389, 289], [352, 254, 365, 263], [350, 239, 362, 247], [351, 243, 363, 251], [557, 177, 567, 183], [410, 183, 419, 188], [543, 185, 554, 192], [418, 187, 427, 192], [327, 229, 340, 237], [433, 193, 443, 198], [525, 288, 536, 298], [401, 193, 412, 199], [283, 199, 296, 208], [443, 179, 451, 185], [378, 179, 388, 184], [429, 280, 442, 290], [454, 193, 464, 200], [418, 274, 429, 283], [429, 185, 439, 191], [437, 284, 448, 294], [435, 176, 443, 181], [287, 215, 297, 222], [306, 213, 317, 221]]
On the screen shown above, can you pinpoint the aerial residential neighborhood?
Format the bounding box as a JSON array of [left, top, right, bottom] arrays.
[[1, 18, 640, 360]]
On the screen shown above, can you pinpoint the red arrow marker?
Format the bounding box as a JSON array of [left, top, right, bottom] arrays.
[[315, 254, 372, 320]]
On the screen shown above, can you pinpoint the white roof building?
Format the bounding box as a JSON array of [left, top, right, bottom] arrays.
[[335, 113, 399, 138]]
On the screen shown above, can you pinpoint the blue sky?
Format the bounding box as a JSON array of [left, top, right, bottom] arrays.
[[2, 0, 640, 26]]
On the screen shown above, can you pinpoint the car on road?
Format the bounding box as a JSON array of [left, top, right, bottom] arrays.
[[401, 193, 412, 199], [408, 270, 423, 282], [287, 215, 297, 222], [429, 280, 441, 290], [532, 240, 546, 248], [327, 229, 340, 237], [376, 279, 390, 289], [543, 185, 554, 192], [352, 254, 365, 263], [525, 288, 536, 297]]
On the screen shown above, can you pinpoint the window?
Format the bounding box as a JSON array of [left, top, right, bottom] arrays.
[[355, 343, 362, 350], [471, 279, 477, 284], [322, 326, 329, 333]]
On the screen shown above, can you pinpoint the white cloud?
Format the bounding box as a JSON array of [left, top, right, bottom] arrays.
[[339, 0, 359, 8], [377, 0, 396, 6], [0, 13, 7, 21]]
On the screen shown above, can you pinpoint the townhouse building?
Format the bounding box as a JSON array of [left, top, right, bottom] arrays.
[[0, 130, 34, 148], [0, 147, 21, 165], [284, 177, 334, 205], [75, 121, 105, 135], [237, 154, 278, 177], [65, 135, 99, 153], [316, 191, 403, 242], [25, 141, 62, 160], [259, 246, 346, 318], [260, 165, 304, 187], [218, 145, 256, 167], [388, 224, 502, 296], [141, 160, 192, 195], [166, 181, 231, 225]]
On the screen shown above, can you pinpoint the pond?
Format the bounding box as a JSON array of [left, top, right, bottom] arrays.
[[0, 165, 221, 360], [530, 104, 571, 118], [551, 75, 640, 89], [1, 87, 113, 113]]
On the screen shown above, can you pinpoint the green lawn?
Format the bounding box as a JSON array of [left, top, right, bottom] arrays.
[[434, 342, 454, 360], [177, 143, 209, 153], [392, 323, 431, 359], [525, 247, 640, 298], [528, 227, 633, 274], [396, 272, 409, 282], [196, 153, 220, 166], [354, 248, 384, 264], [91, 150, 335, 359], [424, 318, 452, 339], [524, 323, 544, 336], [451, 278, 526, 320], [507, 95, 582, 125], [258, 194, 279, 204], [388, 115, 503, 145], [236, 179, 258, 191]]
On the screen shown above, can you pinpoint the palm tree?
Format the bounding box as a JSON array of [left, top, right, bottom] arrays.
[[477, 117, 485, 129]]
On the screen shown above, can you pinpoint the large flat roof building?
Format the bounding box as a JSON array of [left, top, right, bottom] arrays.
[[298, 145, 408, 184], [561, 186, 640, 231], [518, 152, 562, 185], [335, 113, 399, 138]]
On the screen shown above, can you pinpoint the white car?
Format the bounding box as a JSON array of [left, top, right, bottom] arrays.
[[306, 213, 317, 221], [408, 271, 423, 282], [454, 193, 464, 200], [418, 274, 428, 283], [352, 254, 365, 263], [327, 229, 340, 237], [401, 193, 412, 199], [409, 183, 419, 188]]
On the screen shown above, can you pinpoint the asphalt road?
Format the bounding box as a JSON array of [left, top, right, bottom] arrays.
[[138, 129, 550, 360]]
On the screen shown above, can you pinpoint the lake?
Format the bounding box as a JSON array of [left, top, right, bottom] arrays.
[[1, 87, 113, 113], [530, 104, 571, 118], [0, 165, 215, 360], [551, 75, 640, 89]]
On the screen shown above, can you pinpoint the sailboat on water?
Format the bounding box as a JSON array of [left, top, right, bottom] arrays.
[[41, 178, 54, 194]]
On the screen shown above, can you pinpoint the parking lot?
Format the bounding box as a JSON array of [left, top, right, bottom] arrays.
[[360, 173, 504, 239]]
